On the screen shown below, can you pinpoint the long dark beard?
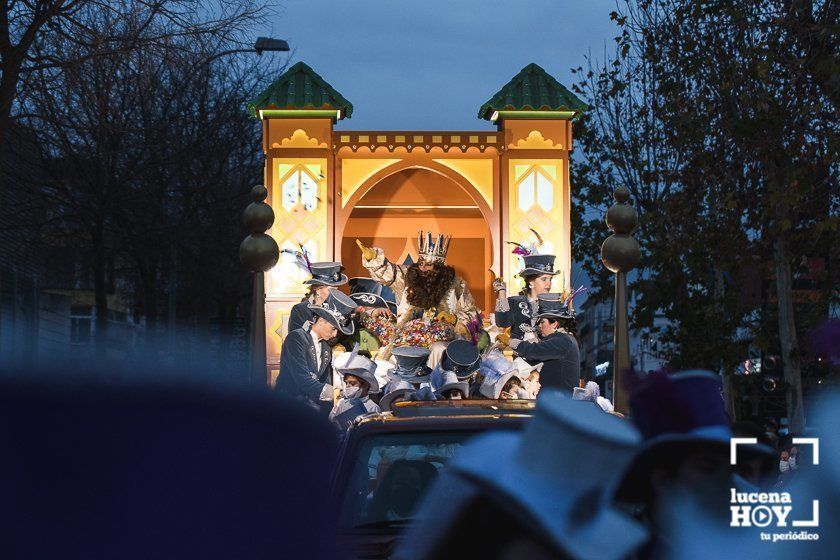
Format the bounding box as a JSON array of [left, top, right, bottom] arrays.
[[405, 263, 455, 309]]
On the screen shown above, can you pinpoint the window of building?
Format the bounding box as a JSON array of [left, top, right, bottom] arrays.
[[281, 167, 320, 211], [516, 168, 555, 212], [70, 305, 93, 344]]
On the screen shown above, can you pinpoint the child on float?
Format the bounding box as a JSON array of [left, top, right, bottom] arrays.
[[329, 344, 381, 430]]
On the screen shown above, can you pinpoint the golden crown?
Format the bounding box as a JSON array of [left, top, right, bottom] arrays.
[[417, 231, 452, 264]]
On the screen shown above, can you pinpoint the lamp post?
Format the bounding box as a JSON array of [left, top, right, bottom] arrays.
[[239, 185, 279, 385], [194, 37, 289, 69], [600, 186, 640, 413]]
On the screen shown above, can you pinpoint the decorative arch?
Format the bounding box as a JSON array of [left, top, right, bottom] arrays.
[[335, 159, 498, 270]]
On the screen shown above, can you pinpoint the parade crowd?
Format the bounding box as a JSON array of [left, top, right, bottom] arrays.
[[275, 229, 596, 429], [271, 230, 835, 560]]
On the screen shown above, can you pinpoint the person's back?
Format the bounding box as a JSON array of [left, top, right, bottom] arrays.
[[537, 332, 580, 394], [0, 373, 339, 559]]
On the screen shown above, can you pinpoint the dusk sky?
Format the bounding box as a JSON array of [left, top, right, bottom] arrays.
[[267, 0, 621, 130]]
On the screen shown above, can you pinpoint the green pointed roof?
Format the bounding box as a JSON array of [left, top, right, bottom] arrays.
[[248, 61, 353, 119], [478, 63, 587, 120]]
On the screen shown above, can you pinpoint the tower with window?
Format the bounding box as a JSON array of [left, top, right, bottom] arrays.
[[248, 62, 586, 384]]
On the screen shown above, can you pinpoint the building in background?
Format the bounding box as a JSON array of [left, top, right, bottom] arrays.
[[0, 126, 143, 366], [577, 293, 669, 399]]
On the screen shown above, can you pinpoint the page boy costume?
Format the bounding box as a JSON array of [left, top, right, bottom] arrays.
[[510, 293, 580, 395], [275, 289, 356, 413], [329, 344, 381, 430], [287, 259, 349, 333], [494, 231, 561, 340]]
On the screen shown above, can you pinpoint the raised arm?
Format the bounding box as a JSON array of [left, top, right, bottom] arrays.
[[356, 239, 406, 299], [493, 278, 513, 327]]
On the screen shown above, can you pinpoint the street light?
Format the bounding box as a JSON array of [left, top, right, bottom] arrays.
[[199, 37, 290, 67], [254, 37, 290, 54]]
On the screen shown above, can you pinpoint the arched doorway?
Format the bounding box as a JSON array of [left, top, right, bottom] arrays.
[[340, 168, 493, 312]]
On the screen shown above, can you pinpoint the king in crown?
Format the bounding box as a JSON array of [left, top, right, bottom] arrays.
[[356, 232, 479, 366]]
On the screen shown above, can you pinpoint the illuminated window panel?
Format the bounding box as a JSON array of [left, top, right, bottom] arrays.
[[300, 171, 318, 211], [536, 171, 554, 210], [281, 173, 299, 211], [518, 171, 536, 210]]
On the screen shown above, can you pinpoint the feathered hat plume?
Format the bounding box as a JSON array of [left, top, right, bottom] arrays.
[[281, 243, 312, 273], [507, 228, 545, 256]]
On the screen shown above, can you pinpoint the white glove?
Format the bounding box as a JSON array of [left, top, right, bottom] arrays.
[[508, 338, 522, 350], [492, 277, 507, 293], [319, 384, 335, 401]]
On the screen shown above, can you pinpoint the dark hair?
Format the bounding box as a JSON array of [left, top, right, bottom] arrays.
[[558, 316, 579, 344], [405, 262, 455, 309], [501, 377, 522, 393], [538, 316, 579, 346], [519, 274, 541, 297], [300, 284, 322, 302], [343, 374, 370, 393]]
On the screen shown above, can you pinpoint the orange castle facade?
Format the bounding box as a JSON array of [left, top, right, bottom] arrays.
[[248, 62, 587, 383]]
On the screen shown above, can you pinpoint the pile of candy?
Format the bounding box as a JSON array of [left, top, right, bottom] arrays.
[[360, 312, 396, 343], [393, 318, 455, 347]]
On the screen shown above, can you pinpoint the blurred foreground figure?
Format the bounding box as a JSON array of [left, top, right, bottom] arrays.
[[395, 390, 647, 560], [616, 370, 740, 559], [0, 373, 339, 559]]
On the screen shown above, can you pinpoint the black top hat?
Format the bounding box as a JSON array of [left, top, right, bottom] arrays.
[[308, 289, 356, 335], [304, 262, 348, 286], [534, 293, 573, 320], [392, 346, 431, 383], [519, 254, 560, 277], [348, 277, 397, 314], [441, 339, 481, 380]]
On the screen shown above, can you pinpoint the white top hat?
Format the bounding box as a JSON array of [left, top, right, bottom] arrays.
[[447, 390, 646, 559], [478, 350, 525, 399], [333, 344, 379, 394], [511, 357, 543, 378]]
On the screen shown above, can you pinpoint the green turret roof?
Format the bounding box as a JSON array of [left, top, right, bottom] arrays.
[[248, 61, 353, 119], [478, 63, 587, 120]]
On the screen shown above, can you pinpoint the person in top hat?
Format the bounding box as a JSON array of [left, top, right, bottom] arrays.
[[394, 390, 648, 560], [428, 341, 478, 400], [379, 377, 415, 412], [614, 370, 736, 560], [284, 246, 349, 333], [329, 344, 381, 430], [346, 277, 398, 354], [476, 350, 542, 400], [430, 369, 469, 400], [387, 346, 438, 403], [439, 339, 481, 381], [493, 229, 560, 344], [275, 288, 356, 413], [511, 357, 543, 399], [356, 233, 479, 367], [509, 293, 580, 395]]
